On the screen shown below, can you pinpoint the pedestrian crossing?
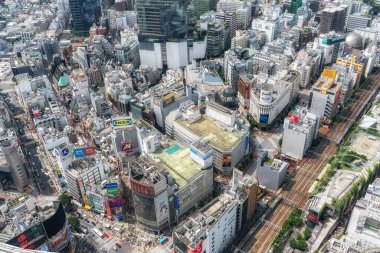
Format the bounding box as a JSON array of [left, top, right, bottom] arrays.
[[99, 237, 116, 252]]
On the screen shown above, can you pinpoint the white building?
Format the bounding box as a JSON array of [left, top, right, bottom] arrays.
[[251, 14, 281, 43], [346, 13, 371, 32], [139, 38, 207, 69], [281, 107, 320, 161], [173, 192, 247, 253], [256, 151, 288, 191], [217, 0, 252, 29], [249, 74, 292, 125], [70, 69, 90, 100]]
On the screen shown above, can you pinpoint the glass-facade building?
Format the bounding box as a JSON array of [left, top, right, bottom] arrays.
[[69, 0, 102, 36]]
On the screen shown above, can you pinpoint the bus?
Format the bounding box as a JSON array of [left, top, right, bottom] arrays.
[[93, 228, 103, 238], [78, 226, 88, 234], [159, 236, 168, 245]]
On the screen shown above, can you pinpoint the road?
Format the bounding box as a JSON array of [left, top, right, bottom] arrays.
[[0, 80, 53, 195], [238, 69, 380, 253]]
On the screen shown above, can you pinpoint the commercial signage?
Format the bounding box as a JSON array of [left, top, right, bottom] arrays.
[[111, 116, 133, 129], [105, 204, 112, 220], [174, 195, 180, 211], [162, 93, 175, 108], [322, 68, 337, 79], [108, 199, 123, 208], [121, 140, 133, 153], [107, 187, 119, 195], [259, 114, 269, 124], [73, 148, 85, 158], [7, 223, 47, 250], [287, 113, 299, 123], [190, 148, 212, 160], [48, 226, 69, 251], [105, 183, 118, 189], [73, 147, 95, 158], [130, 179, 155, 197], [222, 155, 232, 168], [61, 148, 69, 157], [188, 240, 203, 253]]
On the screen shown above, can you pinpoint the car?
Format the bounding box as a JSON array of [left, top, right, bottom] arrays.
[[99, 227, 104, 232], [91, 222, 96, 226], [85, 219, 90, 223], [116, 243, 121, 248], [103, 232, 109, 239]]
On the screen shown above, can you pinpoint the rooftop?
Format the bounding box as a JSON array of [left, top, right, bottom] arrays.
[[177, 115, 245, 151], [154, 144, 201, 188]]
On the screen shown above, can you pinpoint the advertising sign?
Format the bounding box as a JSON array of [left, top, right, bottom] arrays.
[[48, 226, 69, 251], [111, 116, 133, 129], [322, 68, 337, 79], [174, 195, 180, 211], [73, 148, 85, 158], [162, 93, 175, 108], [287, 113, 299, 123], [107, 187, 119, 195], [61, 148, 69, 157], [190, 148, 212, 160], [121, 140, 133, 153], [7, 223, 47, 250], [130, 179, 155, 197], [105, 183, 118, 188], [222, 155, 232, 168], [259, 114, 269, 124], [84, 147, 95, 156], [188, 240, 203, 253], [105, 204, 112, 220]]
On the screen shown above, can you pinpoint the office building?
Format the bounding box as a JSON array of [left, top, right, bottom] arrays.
[[281, 107, 320, 161], [319, 5, 348, 34], [249, 72, 296, 125], [129, 154, 213, 232], [290, 49, 322, 88], [173, 190, 248, 253], [194, 0, 212, 19], [309, 68, 342, 119], [237, 74, 255, 109], [317, 32, 346, 65], [0, 134, 28, 192], [64, 155, 109, 202], [289, 0, 302, 14], [346, 13, 371, 32], [69, 0, 101, 36], [251, 14, 281, 43], [136, 0, 206, 69], [217, 0, 252, 29], [256, 151, 288, 191], [41, 37, 59, 65], [331, 63, 356, 106], [165, 101, 249, 175], [200, 12, 227, 58]]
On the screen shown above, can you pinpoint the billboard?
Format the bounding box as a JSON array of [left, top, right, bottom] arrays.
[[111, 116, 133, 129], [188, 240, 203, 253], [259, 114, 269, 124], [222, 154, 232, 168], [322, 68, 337, 79], [190, 147, 212, 160], [73, 147, 95, 158], [162, 93, 175, 108], [130, 179, 155, 197], [121, 140, 133, 153], [7, 223, 47, 250], [73, 148, 85, 158], [48, 226, 69, 251], [287, 113, 299, 123], [105, 204, 112, 220], [108, 199, 123, 208], [107, 187, 119, 195], [105, 183, 118, 188]]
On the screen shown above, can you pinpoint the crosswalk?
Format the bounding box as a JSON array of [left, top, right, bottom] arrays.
[[99, 237, 117, 252]]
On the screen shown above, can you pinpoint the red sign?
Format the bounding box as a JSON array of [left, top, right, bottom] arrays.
[[307, 212, 319, 224], [188, 240, 203, 253], [84, 146, 95, 156], [106, 204, 112, 220], [49, 227, 68, 250], [130, 179, 155, 197], [287, 113, 299, 123], [121, 140, 133, 153]]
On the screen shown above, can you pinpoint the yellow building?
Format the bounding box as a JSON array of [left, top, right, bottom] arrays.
[[336, 56, 364, 89]]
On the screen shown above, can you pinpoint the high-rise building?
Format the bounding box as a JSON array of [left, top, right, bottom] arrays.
[[319, 5, 348, 34], [281, 107, 320, 161], [0, 138, 29, 192], [346, 13, 371, 32], [194, 0, 211, 18], [68, 0, 101, 36], [136, 0, 206, 69], [289, 0, 302, 14]]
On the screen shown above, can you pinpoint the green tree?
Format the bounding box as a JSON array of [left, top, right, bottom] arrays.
[[68, 215, 79, 230], [303, 227, 312, 240], [58, 193, 72, 207]]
